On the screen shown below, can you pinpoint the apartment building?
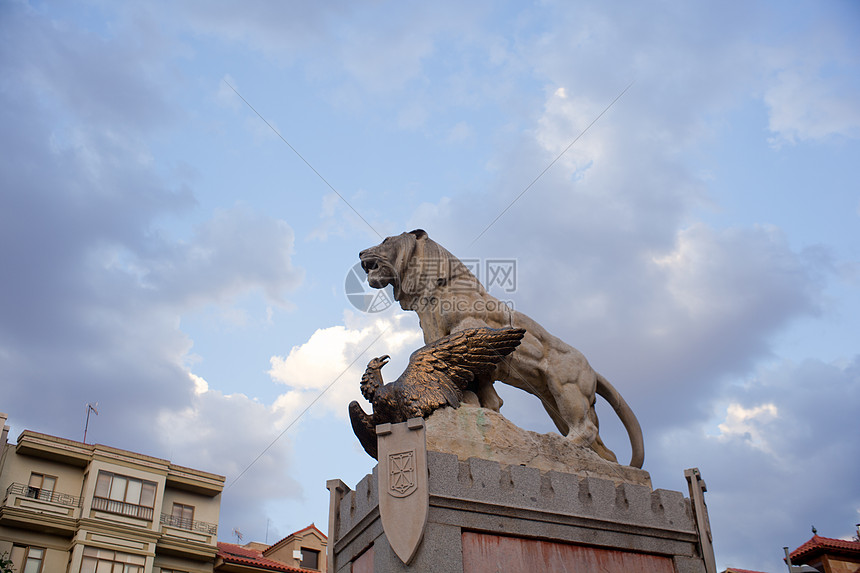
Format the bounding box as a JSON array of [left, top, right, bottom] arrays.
[[0, 412, 225, 573]]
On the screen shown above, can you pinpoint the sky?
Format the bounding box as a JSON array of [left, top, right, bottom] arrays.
[[1, 0, 859, 570]]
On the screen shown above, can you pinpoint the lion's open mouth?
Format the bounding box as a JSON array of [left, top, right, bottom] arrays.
[[359, 254, 396, 289]]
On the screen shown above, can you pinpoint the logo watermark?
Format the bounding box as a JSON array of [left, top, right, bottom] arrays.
[[402, 296, 515, 314], [345, 262, 394, 313], [486, 259, 517, 292]]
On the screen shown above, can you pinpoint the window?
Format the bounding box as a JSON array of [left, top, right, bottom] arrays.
[[10, 545, 45, 573], [81, 547, 145, 573], [26, 473, 56, 501], [93, 471, 157, 520], [300, 548, 320, 570], [171, 503, 194, 521], [171, 503, 194, 528]]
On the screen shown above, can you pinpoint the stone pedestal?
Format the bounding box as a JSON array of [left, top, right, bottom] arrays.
[[424, 405, 650, 486], [327, 450, 714, 573]]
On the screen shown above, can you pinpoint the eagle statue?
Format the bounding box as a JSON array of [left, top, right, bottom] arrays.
[[348, 326, 526, 459]]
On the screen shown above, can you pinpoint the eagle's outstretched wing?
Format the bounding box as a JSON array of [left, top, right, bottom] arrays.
[[399, 327, 526, 416], [349, 400, 379, 459]]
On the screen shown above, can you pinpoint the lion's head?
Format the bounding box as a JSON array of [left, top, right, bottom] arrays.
[[359, 229, 476, 304]]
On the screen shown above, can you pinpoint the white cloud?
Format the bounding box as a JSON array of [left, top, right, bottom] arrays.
[[716, 402, 778, 454], [268, 311, 422, 422], [190, 372, 210, 395], [155, 311, 422, 540], [532, 86, 602, 177], [269, 325, 365, 390]]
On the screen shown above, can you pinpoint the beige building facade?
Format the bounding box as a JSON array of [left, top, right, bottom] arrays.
[[263, 524, 326, 572], [0, 412, 225, 573]]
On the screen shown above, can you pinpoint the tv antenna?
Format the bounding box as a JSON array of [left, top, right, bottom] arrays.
[[233, 528, 244, 544], [83, 402, 98, 443]]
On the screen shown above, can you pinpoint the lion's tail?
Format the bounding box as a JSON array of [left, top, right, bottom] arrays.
[[596, 373, 644, 468]]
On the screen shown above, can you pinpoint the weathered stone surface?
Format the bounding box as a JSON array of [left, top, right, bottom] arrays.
[[424, 405, 651, 487], [330, 452, 707, 572]]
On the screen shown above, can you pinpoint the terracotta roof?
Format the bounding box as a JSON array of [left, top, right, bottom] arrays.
[[722, 568, 770, 573], [289, 523, 326, 540], [264, 523, 327, 556], [790, 534, 860, 562], [216, 542, 310, 572]]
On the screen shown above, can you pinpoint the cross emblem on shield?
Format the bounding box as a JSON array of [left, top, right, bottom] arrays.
[[389, 450, 416, 497]]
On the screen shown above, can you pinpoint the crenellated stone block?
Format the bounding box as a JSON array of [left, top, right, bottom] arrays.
[[330, 451, 710, 572]]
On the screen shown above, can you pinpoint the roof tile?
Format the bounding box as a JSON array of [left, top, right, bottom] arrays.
[[790, 534, 860, 561], [217, 542, 312, 572]]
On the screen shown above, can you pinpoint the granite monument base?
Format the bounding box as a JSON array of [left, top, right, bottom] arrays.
[[327, 451, 714, 573]]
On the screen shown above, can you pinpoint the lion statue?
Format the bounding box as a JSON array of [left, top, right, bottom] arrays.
[[359, 229, 644, 468]]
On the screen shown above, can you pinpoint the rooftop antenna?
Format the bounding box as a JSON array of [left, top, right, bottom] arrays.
[[233, 528, 244, 544], [83, 402, 99, 443]]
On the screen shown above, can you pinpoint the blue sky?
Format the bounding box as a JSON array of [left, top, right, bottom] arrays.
[[2, 1, 859, 570]]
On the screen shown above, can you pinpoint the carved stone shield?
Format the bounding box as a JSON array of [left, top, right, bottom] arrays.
[[377, 418, 429, 565]]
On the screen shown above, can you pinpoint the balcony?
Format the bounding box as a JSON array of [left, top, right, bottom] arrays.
[[157, 512, 219, 559], [6, 483, 81, 507], [92, 496, 153, 521], [0, 482, 80, 534], [160, 512, 217, 535]]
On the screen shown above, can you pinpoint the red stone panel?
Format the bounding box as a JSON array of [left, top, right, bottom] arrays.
[[351, 544, 374, 573], [462, 531, 676, 573]]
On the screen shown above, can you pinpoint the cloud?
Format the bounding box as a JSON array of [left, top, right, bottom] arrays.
[[760, 5, 860, 145], [174, 0, 519, 127], [268, 311, 422, 422], [0, 2, 177, 133], [382, 16, 835, 467], [155, 381, 303, 540], [175, 2, 447, 92], [0, 0, 305, 490], [174, 1, 341, 63], [764, 62, 860, 145], [716, 402, 778, 454], [649, 356, 860, 572], [153, 311, 421, 541], [138, 204, 304, 307], [406, 99, 825, 423]]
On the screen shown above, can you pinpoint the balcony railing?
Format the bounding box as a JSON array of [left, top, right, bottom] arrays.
[[92, 496, 153, 521], [160, 512, 218, 535], [5, 483, 81, 507]]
